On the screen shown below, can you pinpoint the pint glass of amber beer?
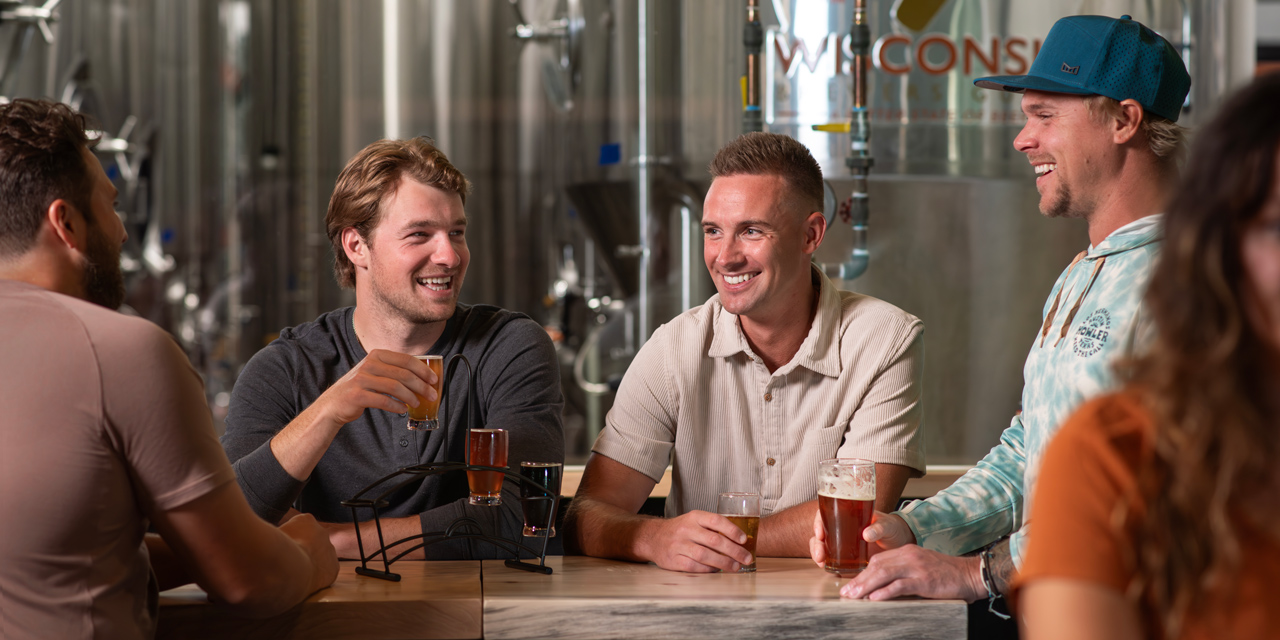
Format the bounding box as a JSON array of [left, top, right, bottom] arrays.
[[718, 492, 760, 573], [467, 428, 508, 505], [407, 355, 444, 431], [818, 458, 875, 575]]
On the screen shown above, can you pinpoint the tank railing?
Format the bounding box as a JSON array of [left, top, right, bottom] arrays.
[[0, 0, 62, 99], [636, 0, 651, 348], [506, 0, 583, 93], [573, 321, 615, 397], [669, 185, 705, 313], [818, 0, 872, 283], [0, 0, 60, 43]]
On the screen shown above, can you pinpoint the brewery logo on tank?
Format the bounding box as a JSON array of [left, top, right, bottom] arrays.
[[765, 1, 1185, 128], [1072, 309, 1111, 358], [765, 0, 1041, 127]]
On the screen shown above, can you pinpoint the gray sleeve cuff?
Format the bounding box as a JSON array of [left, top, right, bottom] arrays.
[[231, 441, 306, 524]]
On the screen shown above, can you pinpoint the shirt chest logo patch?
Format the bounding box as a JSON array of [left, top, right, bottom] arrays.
[[1072, 308, 1111, 357]]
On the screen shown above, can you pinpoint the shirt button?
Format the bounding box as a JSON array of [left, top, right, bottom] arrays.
[[764, 393, 773, 402], [766, 457, 776, 466], [399, 438, 409, 447]]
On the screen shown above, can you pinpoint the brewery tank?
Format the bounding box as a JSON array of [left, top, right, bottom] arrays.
[[0, 0, 1257, 464]]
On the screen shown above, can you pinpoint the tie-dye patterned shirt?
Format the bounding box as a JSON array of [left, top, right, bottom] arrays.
[[897, 215, 1162, 566]]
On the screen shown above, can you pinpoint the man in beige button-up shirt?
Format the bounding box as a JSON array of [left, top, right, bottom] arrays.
[[565, 132, 924, 573]]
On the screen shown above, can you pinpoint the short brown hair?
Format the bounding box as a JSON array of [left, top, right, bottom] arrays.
[[326, 137, 472, 288], [0, 99, 94, 258], [708, 132, 823, 214], [1085, 95, 1187, 164]]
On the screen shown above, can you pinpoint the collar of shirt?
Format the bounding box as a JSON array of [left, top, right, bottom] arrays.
[[706, 266, 843, 379], [1087, 213, 1163, 259]]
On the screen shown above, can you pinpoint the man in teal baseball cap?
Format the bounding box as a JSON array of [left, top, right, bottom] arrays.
[[807, 13, 1190, 635]]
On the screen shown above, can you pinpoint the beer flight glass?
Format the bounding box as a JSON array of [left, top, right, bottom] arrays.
[[519, 462, 562, 537], [467, 428, 508, 505], [407, 354, 444, 431], [718, 492, 760, 573], [818, 458, 875, 575]]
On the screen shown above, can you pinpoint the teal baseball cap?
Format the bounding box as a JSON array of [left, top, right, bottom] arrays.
[[974, 15, 1190, 122]]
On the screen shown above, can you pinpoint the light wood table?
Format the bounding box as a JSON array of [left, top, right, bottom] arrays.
[[481, 556, 966, 639], [156, 560, 482, 640]]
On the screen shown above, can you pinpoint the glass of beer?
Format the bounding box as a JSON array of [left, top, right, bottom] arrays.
[[407, 355, 444, 431], [467, 428, 508, 505], [818, 458, 875, 575], [519, 462, 563, 537], [718, 492, 760, 573]]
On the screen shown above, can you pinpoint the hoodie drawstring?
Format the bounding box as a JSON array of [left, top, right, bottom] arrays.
[[1053, 256, 1106, 347], [1039, 251, 1085, 348]]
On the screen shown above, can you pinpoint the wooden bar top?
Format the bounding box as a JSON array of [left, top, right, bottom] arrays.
[[481, 556, 966, 640], [156, 560, 482, 640]]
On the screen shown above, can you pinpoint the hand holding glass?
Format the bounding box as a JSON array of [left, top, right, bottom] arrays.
[[467, 428, 508, 505], [407, 355, 443, 431], [718, 492, 760, 573], [818, 458, 876, 575]]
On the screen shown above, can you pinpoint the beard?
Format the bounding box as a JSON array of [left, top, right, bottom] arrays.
[[81, 222, 126, 310], [1040, 175, 1095, 220]]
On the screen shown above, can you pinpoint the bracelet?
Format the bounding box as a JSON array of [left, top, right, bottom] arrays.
[[979, 546, 1012, 620], [978, 547, 999, 598]]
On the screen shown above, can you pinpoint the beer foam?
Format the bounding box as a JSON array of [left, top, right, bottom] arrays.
[[817, 465, 875, 501]]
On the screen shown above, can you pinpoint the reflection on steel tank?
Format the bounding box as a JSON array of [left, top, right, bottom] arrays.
[[0, 0, 1254, 464]]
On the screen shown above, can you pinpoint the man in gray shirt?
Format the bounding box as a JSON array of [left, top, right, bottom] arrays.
[[222, 138, 564, 560]]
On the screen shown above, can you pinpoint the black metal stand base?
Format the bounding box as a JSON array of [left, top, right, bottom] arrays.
[[342, 463, 558, 581], [505, 559, 554, 575]]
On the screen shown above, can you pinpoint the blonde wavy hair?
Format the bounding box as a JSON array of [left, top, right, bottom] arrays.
[[1085, 95, 1187, 164]]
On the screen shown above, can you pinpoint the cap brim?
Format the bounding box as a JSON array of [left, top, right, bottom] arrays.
[[973, 74, 1096, 96]]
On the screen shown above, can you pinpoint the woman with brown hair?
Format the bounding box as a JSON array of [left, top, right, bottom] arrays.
[[1015, 72, 1280, 639]]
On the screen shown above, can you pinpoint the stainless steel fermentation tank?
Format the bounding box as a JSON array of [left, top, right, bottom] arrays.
[[0, 0, 1254, 463]]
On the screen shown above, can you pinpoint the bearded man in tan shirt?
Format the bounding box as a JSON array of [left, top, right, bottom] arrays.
[[565, 132, 924, 572], [0, 99, 337, 639]]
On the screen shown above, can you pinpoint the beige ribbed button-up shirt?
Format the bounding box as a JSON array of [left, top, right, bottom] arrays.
[[593, 270, 925, 517]]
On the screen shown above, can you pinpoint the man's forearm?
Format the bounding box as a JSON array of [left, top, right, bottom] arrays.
[[564, 496, 661, 562], [270, 403, 343, 482], [326, 516, 424, 561], [145, 534, 192, 591], [757, 501, 817, 557]]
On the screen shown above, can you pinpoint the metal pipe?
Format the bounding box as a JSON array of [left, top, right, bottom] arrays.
[[636, 0, 650, 347], [382, 0, 400, 139], [679, 201, 692, 313], [820, 0, 872, 282], [742, 0, 762, 133]]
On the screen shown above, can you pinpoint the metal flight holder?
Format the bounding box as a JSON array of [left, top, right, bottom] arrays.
[[342, 354, 560, 581]]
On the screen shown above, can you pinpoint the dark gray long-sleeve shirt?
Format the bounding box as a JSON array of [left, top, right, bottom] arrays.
[[221, 303, 565, 559]]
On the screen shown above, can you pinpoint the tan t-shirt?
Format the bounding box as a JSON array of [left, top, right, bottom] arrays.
[[0, 281, 235, 640], [593, 269, 924, 517]]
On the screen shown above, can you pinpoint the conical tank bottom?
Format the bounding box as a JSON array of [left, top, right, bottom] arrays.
[[565, 181, 640, 299]]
